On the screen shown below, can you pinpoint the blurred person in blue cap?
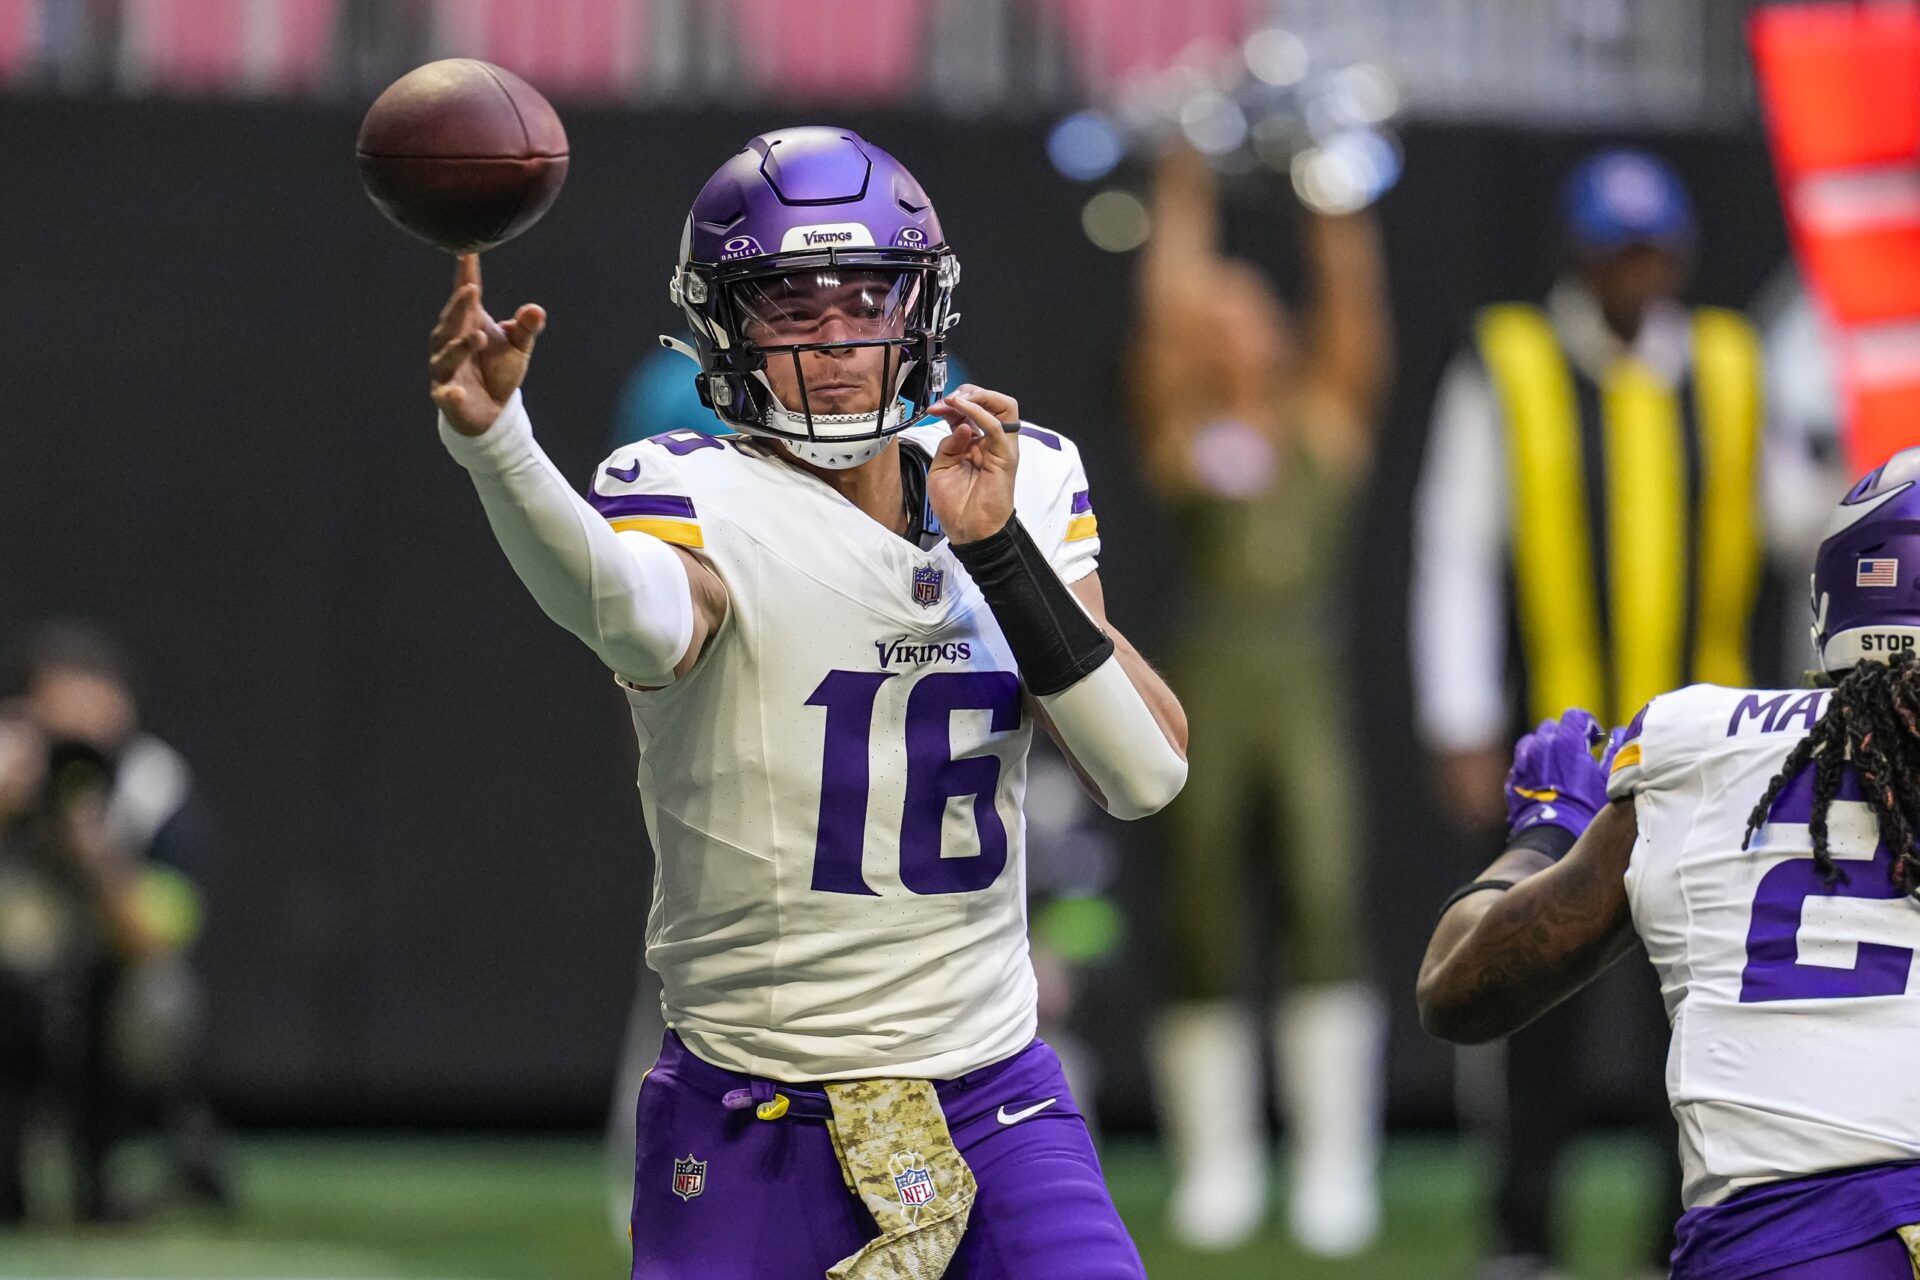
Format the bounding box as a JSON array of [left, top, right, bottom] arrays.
[[1410, 148, 1772, 1280]]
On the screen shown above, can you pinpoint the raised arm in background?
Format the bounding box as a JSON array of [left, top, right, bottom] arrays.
[[1130, 146, 1391, 495], [1131, 147, 1226, 494], [1296, 205, 1391, 473]]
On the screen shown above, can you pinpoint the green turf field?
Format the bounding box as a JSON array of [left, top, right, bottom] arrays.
[[0, 1133, 1669, 1279]]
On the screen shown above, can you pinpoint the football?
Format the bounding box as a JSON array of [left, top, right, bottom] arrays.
[[356, 59, 569, 255]]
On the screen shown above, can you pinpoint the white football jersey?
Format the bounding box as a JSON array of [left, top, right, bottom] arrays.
[[587, 421, 1101, 1082], [1609, 683, 1920, 1207]]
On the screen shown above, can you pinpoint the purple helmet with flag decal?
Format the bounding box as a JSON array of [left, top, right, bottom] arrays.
[[1812, 447, 1920, 672], [660, 126, 960, 468]]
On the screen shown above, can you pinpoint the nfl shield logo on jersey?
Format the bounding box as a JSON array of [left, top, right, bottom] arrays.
[[912, 564, 944, 609], [672, 1154, 707, 1201]]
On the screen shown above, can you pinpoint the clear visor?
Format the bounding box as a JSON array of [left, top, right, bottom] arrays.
[[734, 268, 922, 347]]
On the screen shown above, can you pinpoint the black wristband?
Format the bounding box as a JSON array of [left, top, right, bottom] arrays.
[[1506, 823, 1580, 862], [1438, 879, 1515, 920], [951, 517, 1115, 697]]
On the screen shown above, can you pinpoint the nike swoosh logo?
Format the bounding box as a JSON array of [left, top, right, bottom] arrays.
[[996, 1098, 1058, 1125], [605, 460, 643, 483]]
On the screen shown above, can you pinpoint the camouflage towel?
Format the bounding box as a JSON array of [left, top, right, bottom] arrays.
[[1898, 1224, 1920, 1277], [823, 1077, 977, 1280]]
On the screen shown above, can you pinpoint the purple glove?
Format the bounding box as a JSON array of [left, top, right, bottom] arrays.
[[1599, 724, 1630, 776], [1504, 708, 1609, 845]]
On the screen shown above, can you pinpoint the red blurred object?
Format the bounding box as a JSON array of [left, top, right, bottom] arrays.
[[123, 0, 339, 94], [1753, 4, 1920, 471], [1046, 0, 1264, 84], [0, 0, 34, 83], [431, 0, 648, 99], [729, 0, 926, 103]]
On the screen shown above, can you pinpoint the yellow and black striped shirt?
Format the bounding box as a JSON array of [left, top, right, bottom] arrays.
[[1476, 301, 1764, 729]]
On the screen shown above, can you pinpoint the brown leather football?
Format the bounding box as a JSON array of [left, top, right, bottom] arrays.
[[356, 59, 569, 254]]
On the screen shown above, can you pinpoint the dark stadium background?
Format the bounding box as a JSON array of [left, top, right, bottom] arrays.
[[0, 95, 1786, 1131]]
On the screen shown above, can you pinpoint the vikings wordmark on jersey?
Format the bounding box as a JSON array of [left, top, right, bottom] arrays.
[[1609, 683, 1920, 1208], [589, 418, 1100, 1083]]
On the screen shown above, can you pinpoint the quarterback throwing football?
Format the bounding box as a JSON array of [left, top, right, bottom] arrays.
[[426, 127, 1185, 1278]]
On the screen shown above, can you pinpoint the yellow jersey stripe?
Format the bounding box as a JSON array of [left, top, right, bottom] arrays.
[[609, 516, 705, 548], [1479, 302, 1762, 730], [1610, 741, 1643, 773], [1479, 305, 1606, 722], [1691, 308, 1763, 689], [1605, 355, 1689, 726], [1065, 513, 1099, 542]]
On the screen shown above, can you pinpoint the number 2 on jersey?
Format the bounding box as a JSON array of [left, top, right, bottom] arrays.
[[1741, 768, 1915, 1002], [807, 669, 1022, 896]]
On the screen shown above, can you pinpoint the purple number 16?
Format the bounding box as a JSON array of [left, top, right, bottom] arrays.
[[1740, 768, 1914, 1002], [806, 669, 1023, 896]]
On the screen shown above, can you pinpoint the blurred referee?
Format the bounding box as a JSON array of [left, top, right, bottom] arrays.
[[1410, 150, 1767, 1280]]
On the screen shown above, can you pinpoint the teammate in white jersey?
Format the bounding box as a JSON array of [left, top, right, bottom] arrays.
[[1419, 447, 1920, 1279], [425, 127, 1185, 1278]]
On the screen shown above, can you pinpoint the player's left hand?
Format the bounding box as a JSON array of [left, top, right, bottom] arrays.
[[927, 385, 1020, 545]]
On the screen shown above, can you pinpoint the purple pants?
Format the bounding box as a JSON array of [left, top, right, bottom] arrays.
[[1748, 1235, 1915, 1279], [1672, 1160, 1920, 1280], [629, 1032, 1145, 1280]]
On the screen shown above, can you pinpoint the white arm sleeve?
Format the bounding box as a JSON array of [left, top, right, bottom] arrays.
[[439, 391, 695, 686], [1410, 354, 1511, 752], [1039, 655, 1188, 821]]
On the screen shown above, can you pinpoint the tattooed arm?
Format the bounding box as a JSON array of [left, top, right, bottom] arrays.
[[1416, 798, 1642, 1044]]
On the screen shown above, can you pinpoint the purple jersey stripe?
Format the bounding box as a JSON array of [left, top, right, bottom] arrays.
[[590, 492, 697, 520], [1070, 489, 1091, 514], [1622, 701, 1651, 744], [1021, 426, 1063, 450]]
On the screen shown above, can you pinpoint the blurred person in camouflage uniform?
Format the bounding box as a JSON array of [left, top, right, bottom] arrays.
[[1132, 145, 1392, 1256]]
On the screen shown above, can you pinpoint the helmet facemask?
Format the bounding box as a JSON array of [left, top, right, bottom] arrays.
[[737, 266, 922, 465], [670, 249, 956, 469]]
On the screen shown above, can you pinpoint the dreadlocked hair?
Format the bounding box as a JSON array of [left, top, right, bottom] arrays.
[[1742, 650, 1920, 897]]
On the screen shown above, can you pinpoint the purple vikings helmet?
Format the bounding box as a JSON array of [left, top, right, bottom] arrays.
[[660, 126, 960, 469], [1812, 447, 1920, 672]]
